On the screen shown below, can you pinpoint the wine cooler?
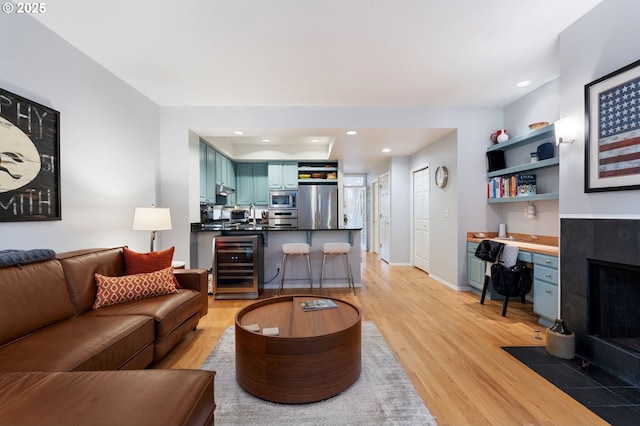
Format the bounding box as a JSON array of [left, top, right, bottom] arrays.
[[212, 235, 263, 299]]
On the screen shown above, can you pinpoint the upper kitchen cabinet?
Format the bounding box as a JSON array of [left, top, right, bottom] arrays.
[[215, 152, 236, 204], [200, 141, 217, 204], [268, 162, 298, 189], [236, 163, 269, 206]]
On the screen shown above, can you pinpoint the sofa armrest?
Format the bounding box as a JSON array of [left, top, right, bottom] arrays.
[[174, 269, 208, 317]]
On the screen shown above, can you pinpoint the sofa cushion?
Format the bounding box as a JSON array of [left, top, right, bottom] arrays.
[[123, 246, 174, 274], [124, 246, 182, 288], [87, 289, 202, 338], [0, 259, 75, 346], [0, 315, 154, 372], [0, 370, 215, 426], [58, 248, 127, 315], [93, 267, 178, 309]]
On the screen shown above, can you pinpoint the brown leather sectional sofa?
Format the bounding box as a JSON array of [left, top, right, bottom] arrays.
[[0, 247, 216, 425]]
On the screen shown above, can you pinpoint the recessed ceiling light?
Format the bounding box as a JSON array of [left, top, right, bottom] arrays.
[[232, 130, 244, 135], [261, 139, 270, 143], [382, 148, 391, 153], [516, 80, 531, 88], [345, 130, 358, 136], [310, 139, 319, 143]]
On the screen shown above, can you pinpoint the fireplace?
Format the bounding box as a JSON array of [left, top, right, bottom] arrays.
[[561, 218, 640, 386], [588, 259, 640, 353]]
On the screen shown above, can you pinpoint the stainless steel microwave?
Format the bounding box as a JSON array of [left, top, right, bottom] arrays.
[[268, 190, 297, 209]]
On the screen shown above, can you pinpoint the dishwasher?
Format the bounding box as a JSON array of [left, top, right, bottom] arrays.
[[212, 235, 263, 299]]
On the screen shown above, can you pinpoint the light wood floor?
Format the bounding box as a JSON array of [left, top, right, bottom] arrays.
[[155, 251, 607, 425]]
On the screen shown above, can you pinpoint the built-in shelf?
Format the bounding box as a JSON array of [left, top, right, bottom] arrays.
[[298, 162, 338, 183], [487, 124, 555, 152], [486, 124, 558, 204], [487, 192, 559, 203], [487, 157, 559, 178]]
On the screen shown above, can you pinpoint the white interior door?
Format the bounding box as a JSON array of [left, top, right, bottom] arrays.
[[413, 167, 430, 272], [379, 173, 391, 263]]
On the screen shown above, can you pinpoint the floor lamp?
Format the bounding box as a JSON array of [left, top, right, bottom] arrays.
[[132, 206, 172, 252]]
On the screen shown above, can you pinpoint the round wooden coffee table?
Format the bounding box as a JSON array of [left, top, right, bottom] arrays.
[[235, 295, 361, 404]]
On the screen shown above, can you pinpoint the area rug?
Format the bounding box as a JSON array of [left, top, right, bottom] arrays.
[[201, 321, 437, 425]]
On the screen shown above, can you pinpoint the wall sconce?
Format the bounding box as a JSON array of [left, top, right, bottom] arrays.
[[525, 203, 536, 219], [132, 205, 172, 252], [554, 116, 580, 145]]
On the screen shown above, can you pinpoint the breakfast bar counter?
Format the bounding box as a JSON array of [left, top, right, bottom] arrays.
[[190, 224, 362, 293]]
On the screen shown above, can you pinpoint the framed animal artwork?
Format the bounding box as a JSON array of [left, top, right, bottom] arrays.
[[0, 88, 60, 221]]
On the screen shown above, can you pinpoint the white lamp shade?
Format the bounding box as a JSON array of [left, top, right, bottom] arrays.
[[132, 207, 172, 231]]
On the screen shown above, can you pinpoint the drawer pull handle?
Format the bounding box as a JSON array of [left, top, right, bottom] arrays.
[[546, 259, 552, 264], [545, 289, 552, 294], [545, 273, 552, 278]]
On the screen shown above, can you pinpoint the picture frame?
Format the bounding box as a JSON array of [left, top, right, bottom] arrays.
[[585, 58, 640, 192], [0, 88, 61, 221]]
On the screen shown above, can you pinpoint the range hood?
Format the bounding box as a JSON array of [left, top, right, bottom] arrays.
[[216, 184, 236, 196]]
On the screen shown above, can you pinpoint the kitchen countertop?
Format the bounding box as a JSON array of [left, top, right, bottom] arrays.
[[467, 232, 558, 256], [191, 223, 362, 232]]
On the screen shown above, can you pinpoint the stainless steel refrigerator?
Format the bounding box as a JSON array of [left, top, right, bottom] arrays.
[[298, 184, 338, 229]]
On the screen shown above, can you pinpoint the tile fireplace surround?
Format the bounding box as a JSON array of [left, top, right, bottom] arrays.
[[561, 218, 640, 386]]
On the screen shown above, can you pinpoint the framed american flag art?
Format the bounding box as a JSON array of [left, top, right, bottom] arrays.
[[585, 59, 640, 192]]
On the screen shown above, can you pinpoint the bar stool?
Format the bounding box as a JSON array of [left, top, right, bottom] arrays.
[[320, 242, 356, 295], [279, 243, 313, 296]]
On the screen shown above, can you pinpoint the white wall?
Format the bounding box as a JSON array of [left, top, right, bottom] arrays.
[[0, 14, 160, 253], [162, 106, 503, 282], [559, 0, 640, 217], [501, 79, 561, 237], [411, 131, 458, 287], [389, 156, 411, 264]]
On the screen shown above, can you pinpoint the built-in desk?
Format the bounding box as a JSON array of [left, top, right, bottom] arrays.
[[467, 232, 559, 326]]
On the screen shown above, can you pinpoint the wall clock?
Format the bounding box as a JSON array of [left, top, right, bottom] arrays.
[[435, 166, 449, 188]]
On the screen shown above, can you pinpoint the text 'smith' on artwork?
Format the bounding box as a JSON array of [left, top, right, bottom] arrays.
[[0, 88, 60, 221]]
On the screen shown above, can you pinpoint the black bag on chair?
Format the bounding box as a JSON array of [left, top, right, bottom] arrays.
[[490, 261, 532, 297], [474, 240, 504, 262]]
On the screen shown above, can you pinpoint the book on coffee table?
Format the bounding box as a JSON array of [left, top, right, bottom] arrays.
[[262, 327, 279, 336], [299, 299, 338, 311]]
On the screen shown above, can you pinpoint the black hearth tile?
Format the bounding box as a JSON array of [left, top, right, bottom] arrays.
[[590, 404, 640, 426], [562, 386, 630, 407], [502, 346, 561, 364], [529, 364, 601, 388], [610, 387, 640, 404], [567, 363, 637, 387]]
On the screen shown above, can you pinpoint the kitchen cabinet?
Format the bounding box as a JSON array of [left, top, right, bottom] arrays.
[[486, 123, 559, 203], [467, 241, 558, 325], [532, 253, 558, 327], [199, 141, 217, 204], [215, 152, 236, 204], [236, 163, 268, 206], [467, 242, 486, 290], [268, 162, 298, 189]]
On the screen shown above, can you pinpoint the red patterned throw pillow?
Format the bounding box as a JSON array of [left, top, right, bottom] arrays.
[[123, 246, 181, 288], [93, 267, 178, 309]]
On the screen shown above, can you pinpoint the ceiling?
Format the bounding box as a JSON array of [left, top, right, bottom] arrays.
[[31, 0, 602, 173]]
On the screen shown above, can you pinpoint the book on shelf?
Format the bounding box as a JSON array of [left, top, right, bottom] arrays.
[[299, 299, 338, 311], [487, 174, 536, 199]]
